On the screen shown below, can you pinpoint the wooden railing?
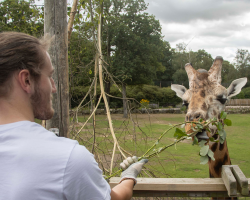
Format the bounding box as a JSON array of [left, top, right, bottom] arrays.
[[227, 99, 250, 106], [109, 165, 250, 198]]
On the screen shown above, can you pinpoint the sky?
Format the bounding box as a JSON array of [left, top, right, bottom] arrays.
[[144, 0, 250, 63]]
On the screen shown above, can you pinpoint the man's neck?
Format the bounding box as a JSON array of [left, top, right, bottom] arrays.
[[0, 96, 34, 125]]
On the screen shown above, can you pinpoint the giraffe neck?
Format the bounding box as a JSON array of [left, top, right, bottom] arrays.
[[208, 139, 231, 178]]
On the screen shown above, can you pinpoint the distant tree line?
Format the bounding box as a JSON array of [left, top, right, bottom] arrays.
[[1, 0, 250, 109]]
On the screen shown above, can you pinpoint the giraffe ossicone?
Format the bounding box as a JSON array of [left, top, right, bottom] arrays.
[[171, 56, 247, 178]]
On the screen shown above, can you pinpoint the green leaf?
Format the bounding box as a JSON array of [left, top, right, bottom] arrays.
[[89, 69, 92, 74], [192, 136, 198, 145], [198, 118, 204, 122], [219, 137, 225, 144], [196, 124, 203, 130], [207, 149, 215, 161], [209, 137, 215, 142], [200, 145, 209, 156], [198, 140, 207, 147], [224, 119, 232, 126], [205, 128, 210, 133], [217, 122, 223, 131], [200, 155, 209, 164], [220, 111, 227, 119], [218, 129, 226, 140], [174, 128, 187, 139]]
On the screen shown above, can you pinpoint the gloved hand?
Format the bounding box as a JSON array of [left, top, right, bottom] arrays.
[[119, 156, 148, 185]]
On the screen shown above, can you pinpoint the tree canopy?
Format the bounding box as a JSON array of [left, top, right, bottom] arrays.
[[0, 0, 43, 36]]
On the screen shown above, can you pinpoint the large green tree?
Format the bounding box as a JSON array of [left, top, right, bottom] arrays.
[[234, 49, 250, 87], [155, 41, 174, 87], [101, 0, 166, 85], [105, 1, 166, 117], [0, 0, 43, 36], [221, 60, 239, 87], [110, 12, 165, 85]]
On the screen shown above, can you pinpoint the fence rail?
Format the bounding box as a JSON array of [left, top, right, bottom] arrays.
[[227, 99, 250, 106], [109, 165, 250, 198]]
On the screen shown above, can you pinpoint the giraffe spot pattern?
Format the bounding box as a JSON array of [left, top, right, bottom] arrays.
[[211, 143, 217, 152]]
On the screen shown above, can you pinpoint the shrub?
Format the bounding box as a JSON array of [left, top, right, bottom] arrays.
[[242, 87, 250, 98], [70, 84, 182, 109]]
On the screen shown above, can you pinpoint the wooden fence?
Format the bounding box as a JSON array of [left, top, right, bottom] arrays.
[[227, 99, 250, 106], [109, 165, 250, 198]]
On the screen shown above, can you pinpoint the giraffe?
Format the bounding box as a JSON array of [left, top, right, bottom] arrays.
[[171, 56, 247, 199]]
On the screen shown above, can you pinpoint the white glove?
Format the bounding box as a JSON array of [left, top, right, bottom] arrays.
[[119, 156, 148, 185]]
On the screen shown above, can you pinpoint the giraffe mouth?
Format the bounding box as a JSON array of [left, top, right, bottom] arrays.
[[196, 129, 209, 142], [185, 123, 210, 142]]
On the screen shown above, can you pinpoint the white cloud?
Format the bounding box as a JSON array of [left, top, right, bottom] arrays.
[[145, 0, 250, 23], [145, 0, 250, 63]]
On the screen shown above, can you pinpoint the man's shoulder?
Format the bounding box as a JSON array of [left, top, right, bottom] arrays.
[[1, 120, 80, 153]]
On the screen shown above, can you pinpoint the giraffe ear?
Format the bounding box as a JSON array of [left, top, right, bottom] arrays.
[[171, 84, 187, 99], [227, 78, 247, 98]]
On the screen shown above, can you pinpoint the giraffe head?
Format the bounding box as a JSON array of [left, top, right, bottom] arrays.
[[171, 56, 247, 138]]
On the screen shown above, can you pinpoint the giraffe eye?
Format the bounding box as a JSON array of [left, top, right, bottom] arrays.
[[183, 101, 189, 107], [217, 98, 227, 104]]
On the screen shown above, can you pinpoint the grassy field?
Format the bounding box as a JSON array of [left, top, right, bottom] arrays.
[[72, 113, 250, 179]]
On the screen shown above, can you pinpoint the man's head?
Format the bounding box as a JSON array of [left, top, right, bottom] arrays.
[[0, 32, 56, 120]]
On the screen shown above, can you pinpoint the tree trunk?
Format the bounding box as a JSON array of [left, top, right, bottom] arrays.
[[44, 0, 69, 138], [105, 28, 111, 110], [104, 76, 110, 111], [122, 84, 128, 118], [67, 0, 79, 43]]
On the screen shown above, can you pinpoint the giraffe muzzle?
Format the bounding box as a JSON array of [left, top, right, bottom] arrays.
[[196, 129, 209, 142]]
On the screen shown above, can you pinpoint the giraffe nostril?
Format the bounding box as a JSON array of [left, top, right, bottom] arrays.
[[195, 114, 201, 119], [187, 112, 202, 121]]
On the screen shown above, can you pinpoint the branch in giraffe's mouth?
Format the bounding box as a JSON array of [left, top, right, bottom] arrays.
[[196, 129, 209, 142]]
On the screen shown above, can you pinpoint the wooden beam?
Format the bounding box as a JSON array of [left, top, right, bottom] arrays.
[[44, 0, 69, 137], [231, 165, 249, 196], [221, 165, 237, 196], [110, 178, 227, 192], [110, 177, 250, 197], [132, 191, 230, 198]]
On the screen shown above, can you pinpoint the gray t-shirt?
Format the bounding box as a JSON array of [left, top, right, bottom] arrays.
[[0, 121, 111, 200]]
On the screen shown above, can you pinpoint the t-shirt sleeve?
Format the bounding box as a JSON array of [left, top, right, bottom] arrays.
[[63, 144, 111, 200]]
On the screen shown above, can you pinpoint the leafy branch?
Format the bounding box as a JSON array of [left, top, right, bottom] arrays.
[[105, 111, 232, 180]]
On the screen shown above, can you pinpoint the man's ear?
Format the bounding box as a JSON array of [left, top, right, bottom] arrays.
[[18, 69, 33, 94]]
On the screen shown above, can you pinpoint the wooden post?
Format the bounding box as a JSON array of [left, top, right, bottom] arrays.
[[221, 165, 237, 196], [231, 165, 249, 196], [44, 0, 69, 138]]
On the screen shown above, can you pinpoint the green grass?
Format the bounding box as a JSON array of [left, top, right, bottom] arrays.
[[72, 113, 250, 179]]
